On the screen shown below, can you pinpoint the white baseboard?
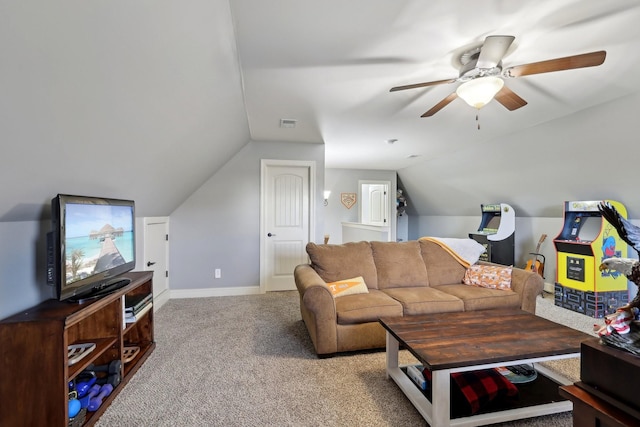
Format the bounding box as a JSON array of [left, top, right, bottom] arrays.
[[169, 286, 262, 299], [153, 289, 171, 312]]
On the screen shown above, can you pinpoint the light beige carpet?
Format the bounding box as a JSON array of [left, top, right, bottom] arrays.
[[95, 291, 598, 427]]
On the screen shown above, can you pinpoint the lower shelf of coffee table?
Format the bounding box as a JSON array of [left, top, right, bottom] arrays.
[[388, 361, 573, 427], [400, 365, 569, 419]]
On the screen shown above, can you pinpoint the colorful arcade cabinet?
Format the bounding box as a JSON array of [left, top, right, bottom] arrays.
[[554, 200, 630, 318], [469, 203, 515, 266]]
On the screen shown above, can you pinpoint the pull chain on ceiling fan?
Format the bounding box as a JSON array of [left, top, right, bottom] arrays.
[[390, 35, 606, 117]]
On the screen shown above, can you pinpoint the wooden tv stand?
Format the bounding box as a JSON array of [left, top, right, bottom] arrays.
[[0, 271, 155, 426]]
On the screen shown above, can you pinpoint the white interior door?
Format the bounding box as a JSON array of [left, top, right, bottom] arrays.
[[261, 161, 314, 292], [144, 217, 169, 307], [368, 184, 387, 225], [361, 182, 388, 227]]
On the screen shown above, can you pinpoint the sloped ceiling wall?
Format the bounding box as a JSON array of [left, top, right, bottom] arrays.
[[398, 91, 640, 218], [0, 0, 250, 222]]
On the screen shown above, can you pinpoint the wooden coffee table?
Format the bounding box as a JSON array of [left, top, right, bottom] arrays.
[[379, 308, 592, 427]]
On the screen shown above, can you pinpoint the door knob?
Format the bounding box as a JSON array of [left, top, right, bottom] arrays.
[[147, 261, 156, 267], [267, 233, 276, 237]]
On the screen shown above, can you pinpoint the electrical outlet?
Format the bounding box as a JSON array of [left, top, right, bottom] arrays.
[[215, 269, 221, 279]]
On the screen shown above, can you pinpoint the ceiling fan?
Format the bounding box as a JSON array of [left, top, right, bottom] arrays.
[[390, 35, 606, 117]]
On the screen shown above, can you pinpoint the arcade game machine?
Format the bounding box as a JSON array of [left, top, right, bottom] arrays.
[[469, 203, 515, 266], [554, 200, 629, 318]]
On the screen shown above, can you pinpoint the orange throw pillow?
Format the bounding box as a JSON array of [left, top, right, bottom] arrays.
[[463, 265, 512, 290]]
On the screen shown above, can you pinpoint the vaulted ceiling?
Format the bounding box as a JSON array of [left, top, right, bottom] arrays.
[[2, 1, 640, 221], [231, 0, 640, 217]]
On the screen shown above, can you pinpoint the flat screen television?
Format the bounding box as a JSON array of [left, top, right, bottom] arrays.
[[47, 194, 136, 302]]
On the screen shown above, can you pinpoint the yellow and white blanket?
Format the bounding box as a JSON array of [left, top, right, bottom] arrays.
[[419, 237, 486, 268]]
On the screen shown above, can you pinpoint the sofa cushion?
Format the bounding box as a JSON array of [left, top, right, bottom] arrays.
[[326, 276, 369, 298], [371, 241, 429, 289], [463, 264, 512, 290], [306, 241, 379, 289], [419, 239, 467, 286], [382, 287, 464, 315], [335, 290, 403, 325], [433, 284, 520, 311]]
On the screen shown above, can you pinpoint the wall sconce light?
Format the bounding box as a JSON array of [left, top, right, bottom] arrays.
[[323, 190, 331, 206]]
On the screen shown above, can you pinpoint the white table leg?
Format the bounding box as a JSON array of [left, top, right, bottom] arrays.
[[431, 369, 451, 427], [385, 332, 399, 379]]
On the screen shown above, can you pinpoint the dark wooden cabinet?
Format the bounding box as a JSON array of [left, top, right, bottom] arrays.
[[560, 385, 639, 427], [560, 338, 640, 427], [0, 271, 155, 426]]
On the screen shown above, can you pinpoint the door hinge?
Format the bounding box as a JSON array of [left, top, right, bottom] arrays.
[[165, 271, 169, 278], [165, 234, 169, 241]]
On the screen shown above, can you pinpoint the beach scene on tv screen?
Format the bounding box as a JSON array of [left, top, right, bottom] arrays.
[[65, 203, 134, 284]]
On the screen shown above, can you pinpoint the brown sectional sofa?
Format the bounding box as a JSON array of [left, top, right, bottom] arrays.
[[294, 239, 544, 356]]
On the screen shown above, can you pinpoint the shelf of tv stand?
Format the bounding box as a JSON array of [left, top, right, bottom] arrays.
[[0, 270, 155, 427], [68, 337, 118, 379]]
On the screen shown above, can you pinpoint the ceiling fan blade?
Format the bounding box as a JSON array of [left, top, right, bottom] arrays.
[[476, 35, 515, 69], [494, 86, 527, 111], [503, 50, 606, 78], [390, 78, 456, 92], [421, 92, 458, 117]]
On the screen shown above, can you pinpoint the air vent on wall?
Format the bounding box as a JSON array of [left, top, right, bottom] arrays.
[[280, 119, 297, 128]]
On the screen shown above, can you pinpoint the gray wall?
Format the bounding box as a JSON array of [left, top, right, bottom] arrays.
[[323, 169, 397, 244], [169, 140, 324, 290], [0, 221, 53, 319], [0, 139, 322, 317], [2, 159, 637, 319], [0, 217, 147, 319]]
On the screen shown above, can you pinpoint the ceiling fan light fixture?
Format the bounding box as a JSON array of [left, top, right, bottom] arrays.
[[456, 76, 504, 109]]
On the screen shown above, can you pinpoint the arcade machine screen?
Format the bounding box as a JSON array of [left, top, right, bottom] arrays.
[[557, 212, 601, 243], [483, 215, 501, 233]]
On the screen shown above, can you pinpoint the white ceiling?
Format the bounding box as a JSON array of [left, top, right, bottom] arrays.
[[231, 0, 640, 169], [2, 0, 640, 221], [230, 0, 640, 216]]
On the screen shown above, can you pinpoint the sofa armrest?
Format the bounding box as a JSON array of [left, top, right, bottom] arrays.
[[479, 261, 543, 314], [294, 264, 338, 355]]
